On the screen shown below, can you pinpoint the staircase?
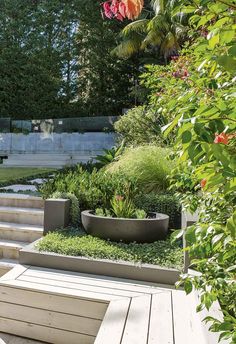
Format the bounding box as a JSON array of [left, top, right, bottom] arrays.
[[0, 194, 44, 276]]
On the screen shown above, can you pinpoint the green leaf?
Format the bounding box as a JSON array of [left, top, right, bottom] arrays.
[[161, 114, 182, 137], [212, 233, 224, 246], [207, 29, 220, 49], [220, 30, 235, 45], [217, 56, 236, 73], [184, 279, 193, 295], [182, 131, 192, 144]]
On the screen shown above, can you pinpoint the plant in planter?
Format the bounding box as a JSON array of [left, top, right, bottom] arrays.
[[82, 192, 169, 243], [96, 194, 147, 219]]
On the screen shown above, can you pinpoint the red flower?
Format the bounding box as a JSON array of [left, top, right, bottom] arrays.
[[214, 133, 229, 145], [200, 179, 207, 189], [183, 70, 189, 77]]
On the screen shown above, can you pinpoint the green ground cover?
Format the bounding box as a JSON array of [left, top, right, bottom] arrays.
[[0, 167, 54, 185], [37, 228, 183, 270]]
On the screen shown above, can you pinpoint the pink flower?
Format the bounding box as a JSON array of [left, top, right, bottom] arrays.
[[116, 13, 124, 21], [111, 0, 119, 14], [103, 2, 113, 18], [119, 1, 127, 18]]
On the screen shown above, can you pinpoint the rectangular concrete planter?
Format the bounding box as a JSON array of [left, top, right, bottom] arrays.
[[19, 239, 181, 285]]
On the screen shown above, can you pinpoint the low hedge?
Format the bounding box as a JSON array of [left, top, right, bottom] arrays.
[[134, 193, 182, 229]]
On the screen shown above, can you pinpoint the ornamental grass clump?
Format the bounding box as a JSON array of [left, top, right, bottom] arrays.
[[106, 145, 174, 192]]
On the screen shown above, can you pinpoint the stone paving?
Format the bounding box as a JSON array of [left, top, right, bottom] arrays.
[[0, 185, 37, 192]]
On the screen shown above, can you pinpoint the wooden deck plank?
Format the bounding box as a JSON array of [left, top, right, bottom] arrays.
[[0, 318, 94, 344], [148, 292, 174, 344], [1, 279, 114, 302], [28, 265, 175, 291], [121, 295, 151, 344], [188, 291, 230, 344], [25, 267, 162, 295], [18, 274, 143, 298], [0, 301, 101, 336], [95, 298, 131, 344], [0, 285, 107, 320], [0, 264, 29, 281], [172, 290, 207, 344]]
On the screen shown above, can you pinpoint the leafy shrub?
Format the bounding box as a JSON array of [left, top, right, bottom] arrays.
[[37, 228, 184, 270], [134, 193, 182, 229], [39, 166, 139, 212], [115, 106, 171, 146], [106, 145, 174, 192]]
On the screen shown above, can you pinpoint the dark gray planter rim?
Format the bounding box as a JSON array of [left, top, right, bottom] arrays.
[[82, 210, 169, 221], [19, 239, 181, 286]]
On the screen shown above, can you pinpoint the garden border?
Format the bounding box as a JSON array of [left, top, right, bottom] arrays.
[[19, 239, 181, 285]]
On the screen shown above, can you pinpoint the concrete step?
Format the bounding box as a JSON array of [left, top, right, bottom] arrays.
[[0, 194, 44, 209], [2, 153, 96, 167], [0, 239, 28, 259], [0, 222, 43, 242], [0, 258, 18, 277], [0, 206, 44, 226]]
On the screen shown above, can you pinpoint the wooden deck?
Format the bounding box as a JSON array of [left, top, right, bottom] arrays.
[[0, 265, 223, 344]]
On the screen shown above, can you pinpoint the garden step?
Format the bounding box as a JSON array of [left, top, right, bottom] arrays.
[[0, 193, 44, 209], [0, 222, 43, 242], [0, 239, 28, 260], [2, 154, 94, 167], [0, 258, 18, 277], [0, 206, 44, 226]]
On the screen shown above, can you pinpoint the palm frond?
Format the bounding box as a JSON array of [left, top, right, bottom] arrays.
[[112, 35, 143, 58], [148, 14, 169, 32], [150, 0, 164, 15], [141, 30, 162, 50], [122, 19, 149, 37]]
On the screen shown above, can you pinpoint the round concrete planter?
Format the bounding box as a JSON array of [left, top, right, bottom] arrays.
[[81, 210, 169, 243]]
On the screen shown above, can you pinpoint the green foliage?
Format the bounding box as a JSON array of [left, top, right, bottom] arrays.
[[0, 0, 80, 119], [95, 141, 125, 167], [106, 145, 174, 192], [37, 228, 184, 270], [39, 166, 139, 212], [51, 192, 80, 226], [110, 195, 138, 218], [115, 106, 169, 145], [76, 0, 138, 116], [134, 192, 181, 229], [0, 0, 136, 119], [154, 0, 236, 341], [113, 0, 188, 61]]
